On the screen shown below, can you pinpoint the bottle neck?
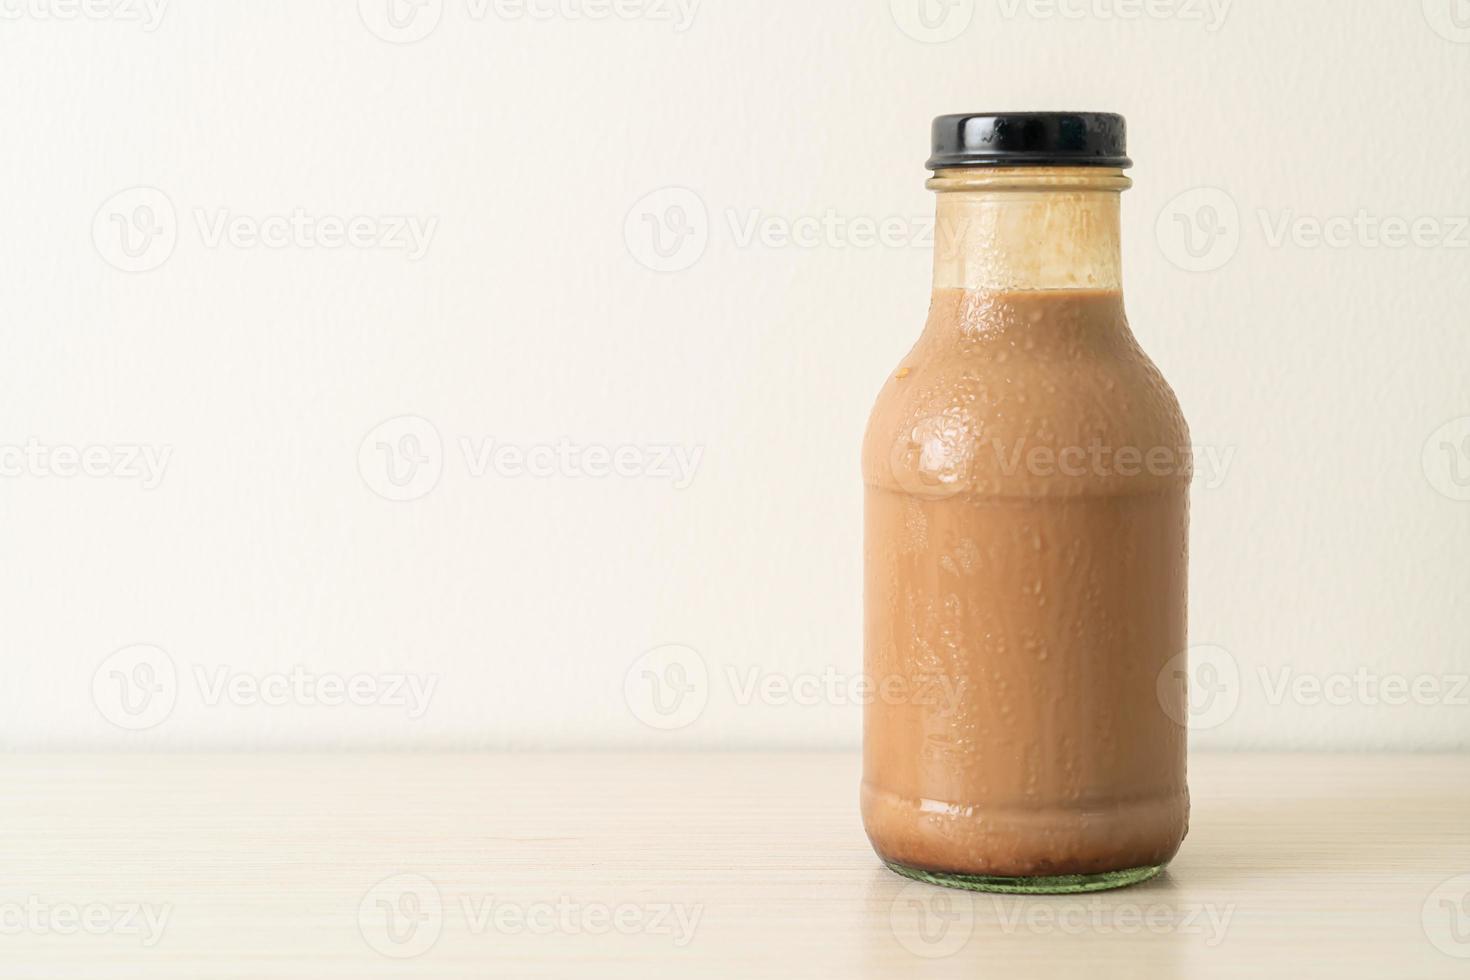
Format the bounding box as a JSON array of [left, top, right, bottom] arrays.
[[929, 167, 1130, 292]]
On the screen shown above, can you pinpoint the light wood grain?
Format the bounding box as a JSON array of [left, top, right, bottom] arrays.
[[0, 752, 1467, 977]]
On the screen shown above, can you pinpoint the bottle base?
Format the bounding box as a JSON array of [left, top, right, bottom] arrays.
[[884, 859, 1163, 894]]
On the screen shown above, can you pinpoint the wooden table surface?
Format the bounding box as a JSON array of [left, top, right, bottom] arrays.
[[1, 752, 1467, 978]]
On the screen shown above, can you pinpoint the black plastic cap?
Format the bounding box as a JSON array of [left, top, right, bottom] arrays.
[[927, 112, 1131, 170]]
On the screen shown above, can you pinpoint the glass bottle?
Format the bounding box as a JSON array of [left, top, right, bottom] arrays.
[[861, 113, 1191, 894]]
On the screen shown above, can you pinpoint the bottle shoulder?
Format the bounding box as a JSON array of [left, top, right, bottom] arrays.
[[862, 327, 1191, 497]]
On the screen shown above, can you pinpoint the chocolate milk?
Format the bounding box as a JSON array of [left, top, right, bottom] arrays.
[[862, 116, 1190, 891]]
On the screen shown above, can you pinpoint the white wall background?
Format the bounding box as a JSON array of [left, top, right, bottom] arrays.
[[0, 0, 1466, 750]]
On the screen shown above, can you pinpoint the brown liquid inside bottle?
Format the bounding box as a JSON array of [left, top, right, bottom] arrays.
[[862, 165, 1190, 888]]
